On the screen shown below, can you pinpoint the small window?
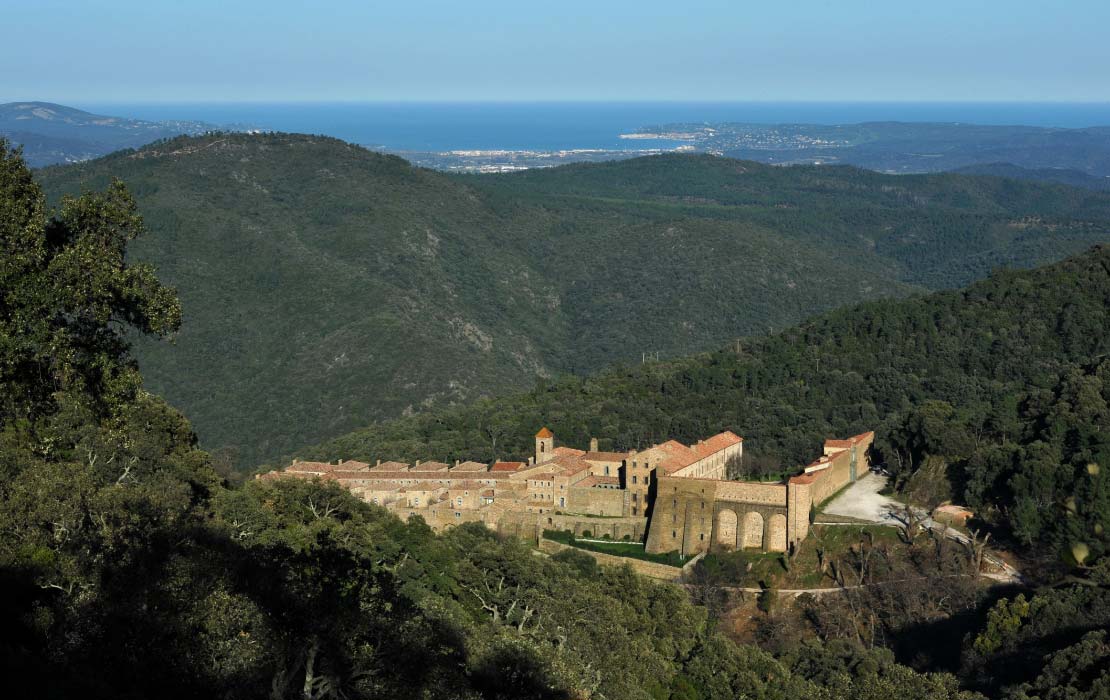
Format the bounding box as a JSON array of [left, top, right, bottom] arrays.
[[672, 530, 677, 538], [632, 507, 638, 516], [632, 475, 638, 484], [604, 466, 610, 476], [457, 497, 463, 506], [700, 533, 705, 541], [455, 512, 461, 518]]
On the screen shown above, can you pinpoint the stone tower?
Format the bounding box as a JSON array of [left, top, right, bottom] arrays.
[[535, 427, 554, 464]]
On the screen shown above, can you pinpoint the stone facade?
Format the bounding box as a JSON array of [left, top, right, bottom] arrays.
[[643, 431, 873, 555], [259, 428, 872, 558]]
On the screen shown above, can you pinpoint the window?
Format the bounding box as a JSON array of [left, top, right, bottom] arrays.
[[455, 512, 461, 519], [672, 530, 677, 538], [604, 466, 610, 476], [700, 533, 705, 541], [632, 493, 638, 502], [559, 497, 565, 507], [632, 475, 637, 484], [457, 497, 463, 506], [413, 498, 419, 506], [632, 507, 638, 516]]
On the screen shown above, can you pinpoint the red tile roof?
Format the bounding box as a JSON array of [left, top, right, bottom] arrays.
[[491, 461, 526, 472], [535, 427, 554, 438]]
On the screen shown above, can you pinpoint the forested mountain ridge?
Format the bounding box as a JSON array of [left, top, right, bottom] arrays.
[[37, 133, 1110, 466], [4, 138, 1108, 700], [4, 138, 1004, 699], [302, 245, 1110, 557]]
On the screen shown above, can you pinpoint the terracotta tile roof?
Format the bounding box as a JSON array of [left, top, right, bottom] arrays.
[[370, 460, 410, 472], [552, 446, 585, 457], [535, 427, 554, 438], [789, 472, 819, 485], [850, 431, 875, 443], [412, 461, 450, 472], [450, 461, 489, 472], [491, 461, 526, 472], [583, 451, 628, 462], [550, 455, 591, 476], [694, 431, 743, 456], [287, 460, 336, 473], [337, 460, 371, 471]]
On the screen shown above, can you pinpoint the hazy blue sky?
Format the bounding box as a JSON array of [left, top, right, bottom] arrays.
[[5, 0, 1108, 102]]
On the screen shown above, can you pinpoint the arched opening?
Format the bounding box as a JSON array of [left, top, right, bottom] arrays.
[[741, 511, 764, 549], [715, 509, 738, 549]]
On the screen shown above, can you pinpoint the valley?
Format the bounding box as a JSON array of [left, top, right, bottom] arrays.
[[36, 133, 1110, 467]]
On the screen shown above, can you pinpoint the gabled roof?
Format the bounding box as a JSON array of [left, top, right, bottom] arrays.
[[450, 460, 489, 472], [412, 461, 450, 472], [287, 460, 336, 473], [370, 460, 410, 472], [550, 455, 592, 476], [552, 446, 585, 458], [491, 461, 526, 472]]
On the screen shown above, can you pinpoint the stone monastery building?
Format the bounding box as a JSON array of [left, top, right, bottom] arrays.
[[262, 428, 873, 555]]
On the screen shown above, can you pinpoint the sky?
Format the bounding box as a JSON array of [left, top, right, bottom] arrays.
[[4, 0, 1109, 103]]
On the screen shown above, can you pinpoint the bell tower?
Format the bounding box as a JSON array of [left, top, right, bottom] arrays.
[[535, 427, 554, 464]]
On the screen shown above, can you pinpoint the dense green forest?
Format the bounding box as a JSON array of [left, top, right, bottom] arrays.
[[3, 141, 1109, 698], [303, 245, 1110, 557], [36, 133, 1110, 466]]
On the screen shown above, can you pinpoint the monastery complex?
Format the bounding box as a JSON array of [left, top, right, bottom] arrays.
[[261, 428, 873, 556]]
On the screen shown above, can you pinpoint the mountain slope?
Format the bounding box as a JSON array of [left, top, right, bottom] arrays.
[[0, 101, 220, 166], [37, 133, 1110, 466], [302, 246, 1110, 553], [952, 162, 1110, 191]]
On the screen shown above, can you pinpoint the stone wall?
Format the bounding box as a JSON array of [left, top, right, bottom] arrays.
[[567, 484, 627, 517], [499, 510, 649, 543], [716, 480, 788, 506], [538, 538, 683, 582]]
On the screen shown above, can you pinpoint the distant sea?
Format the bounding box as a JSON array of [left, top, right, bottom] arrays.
[[77, 101, 1110, 152]]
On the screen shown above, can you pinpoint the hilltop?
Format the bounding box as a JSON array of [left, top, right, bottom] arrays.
[[0, 101, 220, 166], [37, 133, 1110, 466]]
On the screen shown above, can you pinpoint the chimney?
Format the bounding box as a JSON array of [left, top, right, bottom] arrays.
[[376, 459, 381, 466], [528, 456, 535, 465], [589, 437, 599, 452], [455, 459, 460, 466]]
